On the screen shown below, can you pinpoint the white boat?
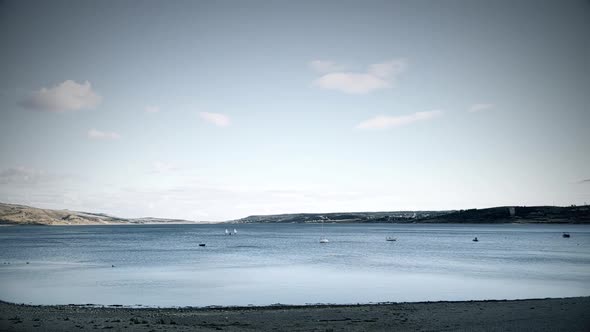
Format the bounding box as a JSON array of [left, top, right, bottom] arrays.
[[319, 218, 329, 243], [233, 228, 237, 235], [225, 229, 229, 235], [386, 236, 396, 242]]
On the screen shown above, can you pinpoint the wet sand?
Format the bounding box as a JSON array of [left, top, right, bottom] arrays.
[[1, 297, 589, 331]]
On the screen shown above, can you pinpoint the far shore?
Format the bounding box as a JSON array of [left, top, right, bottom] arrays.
[[1, 297, 589, 331], [2, 202, 589, 225], [1, 220, 588, 226]]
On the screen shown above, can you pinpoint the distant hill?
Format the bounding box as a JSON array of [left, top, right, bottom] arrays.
[[230, 206, 590, 224], [421, 206, 590, 224], [2, 202, 588, 225], [231, 211, 448, 224], [0, 202, 198, 225]]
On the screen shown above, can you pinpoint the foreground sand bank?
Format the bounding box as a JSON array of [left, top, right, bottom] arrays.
[[1, 297, 589, 331]]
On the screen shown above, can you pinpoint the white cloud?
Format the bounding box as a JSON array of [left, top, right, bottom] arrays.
[[87, 129, 121, 140], [356, 110, 442, 130], [20, 80, 102, 112], [468, 103, 494, 113], [312, 59, 407, 94], [199, 112, 231, 127], [309, 60, 346, 73], [145, 105, 160, 113]]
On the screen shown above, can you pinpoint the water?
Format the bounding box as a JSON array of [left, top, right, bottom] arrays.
[[0, 223, 589, 307]]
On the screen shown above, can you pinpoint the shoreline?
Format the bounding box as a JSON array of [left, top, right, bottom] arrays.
[[2, 297, 589, 331], [2, 220, 588, 226], [1, 295, 587, 310]]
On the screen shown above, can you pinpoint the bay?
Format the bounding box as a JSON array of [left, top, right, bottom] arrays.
[[0, 223, 588, 307]]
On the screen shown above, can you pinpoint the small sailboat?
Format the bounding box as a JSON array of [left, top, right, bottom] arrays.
[[386, 236, 396, 242], [225, 229, 230, 235], [233, 228, 238, 235], [319, 219, 329, 243], [472, 237, 479, 242]]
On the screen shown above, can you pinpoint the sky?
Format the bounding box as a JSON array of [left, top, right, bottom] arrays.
[[0, 0, 589, 221]]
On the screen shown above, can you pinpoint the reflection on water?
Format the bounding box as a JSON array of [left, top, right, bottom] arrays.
[[0, 223, 589, 306]]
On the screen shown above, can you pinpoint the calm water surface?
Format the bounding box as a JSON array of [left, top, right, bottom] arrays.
[[0, 223, 589, 307]]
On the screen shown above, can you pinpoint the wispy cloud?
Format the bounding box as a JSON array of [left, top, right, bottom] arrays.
[[468, 103, 494, 113], [368, 60, 407, 78], [87, 129, 121, 140], [111, 182, 389, 221], [312, 59, 407, 94], [314, 73, 390, 94], [144, 105, 160, 113], [0, 167, 44, 184], [19, 80, 102, 112], [356, 110, 442, 130], [0, 167, 68, 185], [151, 161, 179, 174], [199, 112, 231, 127], [309, 60, 346, 73]]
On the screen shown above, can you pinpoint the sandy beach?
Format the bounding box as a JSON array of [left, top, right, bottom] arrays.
[[1, 297, 589, 331]]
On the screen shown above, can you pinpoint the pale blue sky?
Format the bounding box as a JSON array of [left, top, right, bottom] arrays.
[[1, 0, 589, 220]]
